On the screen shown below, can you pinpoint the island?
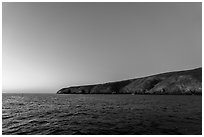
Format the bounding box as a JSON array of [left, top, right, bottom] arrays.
[[57, 67, 202, 95]]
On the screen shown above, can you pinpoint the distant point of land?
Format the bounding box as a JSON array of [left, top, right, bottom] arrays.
[[57, 67, 202, 95]]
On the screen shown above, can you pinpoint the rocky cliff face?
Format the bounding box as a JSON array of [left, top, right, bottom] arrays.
[[57, 67, 202, 95]]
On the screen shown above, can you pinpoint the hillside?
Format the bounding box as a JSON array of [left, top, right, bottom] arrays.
[[57, 67, 202, 95]]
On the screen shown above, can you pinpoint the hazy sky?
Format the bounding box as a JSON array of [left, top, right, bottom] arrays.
[[2, 2, 202, 93]]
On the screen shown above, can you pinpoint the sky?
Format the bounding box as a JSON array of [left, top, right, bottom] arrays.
[[2, 2, 202, 93]]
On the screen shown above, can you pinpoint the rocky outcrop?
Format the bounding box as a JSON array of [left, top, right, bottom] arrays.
[[57, 67, 202, 95]]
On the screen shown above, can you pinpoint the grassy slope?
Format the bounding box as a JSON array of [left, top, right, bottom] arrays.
[[57, 67, 202, 95]]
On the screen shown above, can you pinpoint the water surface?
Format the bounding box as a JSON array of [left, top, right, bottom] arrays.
[[2, 94, 202, 135]]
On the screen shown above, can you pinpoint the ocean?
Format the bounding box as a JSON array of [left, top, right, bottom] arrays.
[[2, 93, 202, 135]]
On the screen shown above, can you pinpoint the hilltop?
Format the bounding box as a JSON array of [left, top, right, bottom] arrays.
[[57, 67, 202, 95]]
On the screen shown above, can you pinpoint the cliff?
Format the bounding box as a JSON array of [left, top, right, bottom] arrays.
[[57, 67, 202, 95]]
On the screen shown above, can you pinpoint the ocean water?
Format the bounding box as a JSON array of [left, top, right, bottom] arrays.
[[2, 93, 202, 135]]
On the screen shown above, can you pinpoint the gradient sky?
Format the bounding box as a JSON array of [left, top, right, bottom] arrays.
[[2, 2, 202, 93]]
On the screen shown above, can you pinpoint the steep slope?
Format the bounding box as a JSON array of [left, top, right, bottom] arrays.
[[57, 67, 202, 95]]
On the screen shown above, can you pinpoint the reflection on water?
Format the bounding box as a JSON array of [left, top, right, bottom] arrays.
[[2, 94, 202, 135]]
